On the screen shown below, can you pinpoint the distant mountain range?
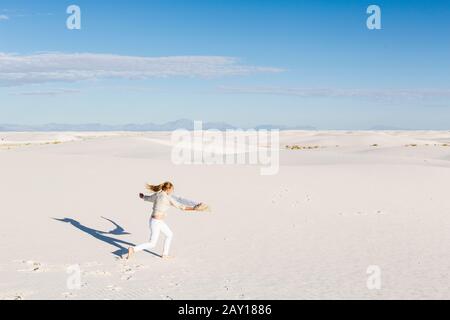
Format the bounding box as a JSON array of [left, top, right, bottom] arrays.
[[0, 119, 317, 132], [368, 125, 408, 130], [0, 120, 419, 132]]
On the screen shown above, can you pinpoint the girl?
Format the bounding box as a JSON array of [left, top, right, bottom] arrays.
[[127, 182, 201, 260]]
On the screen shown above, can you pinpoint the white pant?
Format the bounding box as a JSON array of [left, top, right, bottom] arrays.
[[134, 219, 173, 256]]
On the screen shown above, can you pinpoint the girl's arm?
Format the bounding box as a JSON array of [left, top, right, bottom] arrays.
[[169, 195, 197, 211], [139, 193, 157, 202]]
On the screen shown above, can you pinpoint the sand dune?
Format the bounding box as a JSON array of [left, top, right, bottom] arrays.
[[1, 131, 450, 299]]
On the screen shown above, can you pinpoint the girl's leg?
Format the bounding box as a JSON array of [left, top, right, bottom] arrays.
[[134, 220, 161, 252], [159, 221, 174, 257]]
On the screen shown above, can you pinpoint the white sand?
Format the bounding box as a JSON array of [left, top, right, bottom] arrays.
[[1, 130, 450, 300]]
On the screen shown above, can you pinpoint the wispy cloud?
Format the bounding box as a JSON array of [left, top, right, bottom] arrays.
[[12, 12, 53, 18], [10, 89, 81, 96], [218, 86, 450, 100], [0, 53, 284, 87], [0, 8, 53, 18]]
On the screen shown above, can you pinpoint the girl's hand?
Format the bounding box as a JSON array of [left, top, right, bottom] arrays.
[[139, 193, 144, 199]]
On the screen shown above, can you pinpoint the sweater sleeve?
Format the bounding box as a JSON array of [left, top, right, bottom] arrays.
[[143, 193, 157, 202], [169, 195, 187, 210]]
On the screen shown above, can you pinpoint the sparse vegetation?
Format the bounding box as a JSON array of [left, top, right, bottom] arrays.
[[285, 145, 321, 150], [1, 140, 63, 150], [43, 140, 62, 145]]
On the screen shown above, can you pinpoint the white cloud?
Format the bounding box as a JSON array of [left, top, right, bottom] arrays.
[[0, 52, 283, 87], [10, 89, 81, 96], [0, 14, 9, 20], [218, 86, 450, 100]]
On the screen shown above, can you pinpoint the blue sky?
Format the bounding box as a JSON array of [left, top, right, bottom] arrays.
[[0, 0, 449, 129]]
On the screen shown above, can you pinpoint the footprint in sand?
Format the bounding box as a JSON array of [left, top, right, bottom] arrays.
[[4, 294, 24, 300], [83, 270, 112, 277], [356, 210, 387, 216], [132, 264, 148, 270], [121, 275, 134, 281], [168, 281, 180, 288], [17, 260, 45, 273], [107, 285, 122, 292], [224, 279, 232, 292], [338, 210, 387, 217], [121, 263, 147, 274], [115, 256, 127, 262], [1, 290, 34, 300], [122, 266, 136, 275], [291, 200, 300, 208], [271, 189, 290, 204], [62, 292, 77, 299], [116, 263, 137, 281]]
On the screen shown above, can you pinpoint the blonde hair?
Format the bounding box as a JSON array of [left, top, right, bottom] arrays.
[[146, 181, 174, 192]]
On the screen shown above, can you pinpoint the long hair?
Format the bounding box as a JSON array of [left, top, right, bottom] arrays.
[[146, 181, 173, 192]]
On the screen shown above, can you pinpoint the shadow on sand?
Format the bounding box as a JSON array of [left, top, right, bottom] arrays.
[[53, 216, 159, 258]]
